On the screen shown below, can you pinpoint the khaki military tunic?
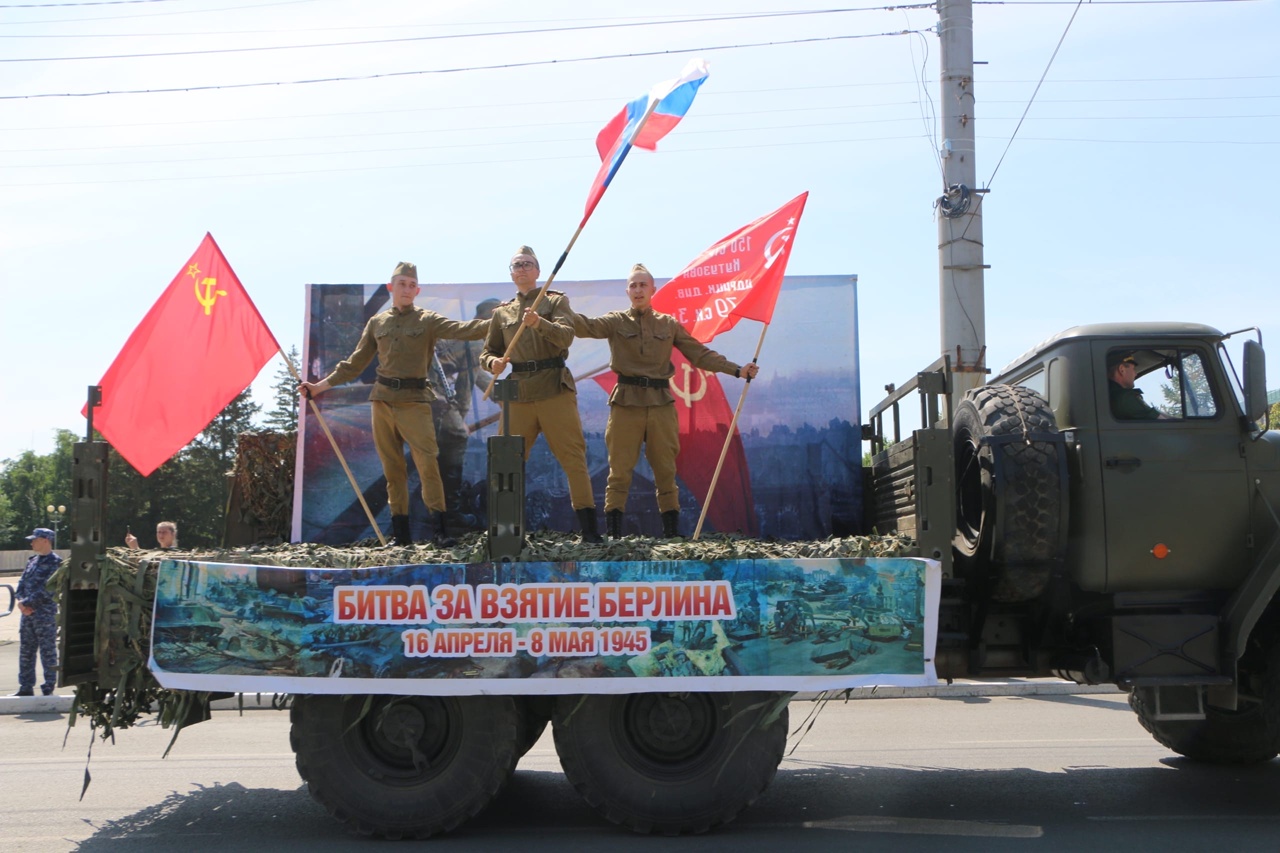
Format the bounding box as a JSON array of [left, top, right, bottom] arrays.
[[480, 288, 578, 402], [479, 287, 595, 511], [572, 307, 743, 513], [322, 305, 488, 515]]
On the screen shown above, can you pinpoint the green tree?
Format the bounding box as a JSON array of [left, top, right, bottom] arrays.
[[263, 346, 301, 432], [104, 389, 259, 548], [0, 490, 16, 545], [0, 429, 75, 549], [1269, 401, 1280, 429], [1, 392, 262, 551]]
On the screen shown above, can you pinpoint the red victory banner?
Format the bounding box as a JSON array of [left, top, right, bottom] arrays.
[[88, 233, 279, 476], [651, 192, 809, 343], [593, 351, 758, 536]]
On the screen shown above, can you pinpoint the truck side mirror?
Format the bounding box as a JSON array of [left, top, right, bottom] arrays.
[[1243, 339, 1268, 423]]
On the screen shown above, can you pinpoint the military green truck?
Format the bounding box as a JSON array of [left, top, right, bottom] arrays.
[[53, 320, 1276, 840], [866, 322, 1280, 762]]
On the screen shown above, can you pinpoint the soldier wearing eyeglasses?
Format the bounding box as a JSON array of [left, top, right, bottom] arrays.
[[481, 246, 601, 543]]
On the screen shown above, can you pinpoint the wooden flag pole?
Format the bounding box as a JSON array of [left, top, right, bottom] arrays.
[[282, 348, 387, 546], [692, 324, 768, 541], [482, 97, 664, 402]]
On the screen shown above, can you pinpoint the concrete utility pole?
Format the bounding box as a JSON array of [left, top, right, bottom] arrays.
[[937, 0, 988, 412]]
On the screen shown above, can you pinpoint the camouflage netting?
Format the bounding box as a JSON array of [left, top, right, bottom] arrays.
[[68, 531, 915, 741], [229, 431, 296, 543]]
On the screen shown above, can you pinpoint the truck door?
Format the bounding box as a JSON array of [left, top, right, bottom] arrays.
[[1095, 342, 1251, 591]]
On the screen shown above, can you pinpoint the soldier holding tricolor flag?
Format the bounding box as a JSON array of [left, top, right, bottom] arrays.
[[482, 246, 601, 543], [572, 264, 757, 539]]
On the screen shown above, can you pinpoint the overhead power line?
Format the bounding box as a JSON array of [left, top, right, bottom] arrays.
[[9, 112, 1276, 168], [0, 30, 929, 99], [1, 5, 932, 45], [3, 132, 1275, 189], [0, 0, 181, 6], [0, 0, 319, 24]]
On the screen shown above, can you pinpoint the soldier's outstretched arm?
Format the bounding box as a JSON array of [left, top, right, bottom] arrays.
[[672, 323, 745, 377], [305, 317, 379, 396], [434, 315, 490, 341], [568, 309, 615, 339]]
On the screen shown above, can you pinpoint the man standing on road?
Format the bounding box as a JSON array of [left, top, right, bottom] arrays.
[[12, 528, 61, 697], [571, 263, 758, 539], [482, 246, 601, 543], [124, 520, 178, 550], [300, 262, 490, 546]]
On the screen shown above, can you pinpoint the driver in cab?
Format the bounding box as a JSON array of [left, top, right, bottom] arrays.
[[1108, 351, 1168, 420]]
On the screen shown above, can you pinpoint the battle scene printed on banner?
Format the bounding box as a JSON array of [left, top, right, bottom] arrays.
[[150, 558, 930, 683]]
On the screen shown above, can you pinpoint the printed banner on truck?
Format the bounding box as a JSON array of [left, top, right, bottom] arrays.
[[295, 275, 860, 544], [149, 556, 939, 696]]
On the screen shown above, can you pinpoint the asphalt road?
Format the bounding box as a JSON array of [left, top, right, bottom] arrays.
[[5, 692, 1280, 852]]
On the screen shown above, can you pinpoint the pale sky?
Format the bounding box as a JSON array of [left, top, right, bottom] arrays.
[[1, 0, 1276, 463]]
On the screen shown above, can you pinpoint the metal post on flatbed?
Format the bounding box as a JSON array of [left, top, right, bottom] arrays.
[[937, 0, 988, 416], [487, 379, 525, 561]]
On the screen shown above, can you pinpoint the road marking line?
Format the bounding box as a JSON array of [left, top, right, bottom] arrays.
[[803, 816, 1043, 837]]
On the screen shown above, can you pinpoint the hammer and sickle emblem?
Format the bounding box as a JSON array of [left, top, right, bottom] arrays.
[[194, 276, 228, 316], [763, 226, 794, 270], [671, 362, 709, 406]]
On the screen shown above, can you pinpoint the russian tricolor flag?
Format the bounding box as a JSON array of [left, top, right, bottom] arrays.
[[581, 59, 710, 225]]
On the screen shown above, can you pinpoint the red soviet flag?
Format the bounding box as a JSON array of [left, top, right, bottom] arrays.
[[88, 233, 279, 476], [651, 191, 808, 342], [592, 351, 758, 536]]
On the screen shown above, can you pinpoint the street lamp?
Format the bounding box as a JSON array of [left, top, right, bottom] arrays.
[[46, 504, 66, 549]]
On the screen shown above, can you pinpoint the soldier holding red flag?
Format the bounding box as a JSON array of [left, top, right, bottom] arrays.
[[571, 263, 758, 539], [300, 262, 489, 546]]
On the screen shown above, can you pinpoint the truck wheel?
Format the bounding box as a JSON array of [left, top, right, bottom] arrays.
[[1128, 632, 1280, 764], [290, 694, 518, 839], [551, 691, 789, 835], [952, 384, 1065, 602]]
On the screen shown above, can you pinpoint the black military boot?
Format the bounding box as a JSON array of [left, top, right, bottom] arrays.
[[606, 509, 623, 540], [390, 514, 412, 546], [577, 508, 603, 544], [661, 510, 681, 539], [431, 511, 457, 547]]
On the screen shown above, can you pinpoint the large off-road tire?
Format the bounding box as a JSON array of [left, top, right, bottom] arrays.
[[1129, 631, 1280, 764], [952, 384, 1065, 602], [551, 691, 789, 835], [290, 694, 518, 839]]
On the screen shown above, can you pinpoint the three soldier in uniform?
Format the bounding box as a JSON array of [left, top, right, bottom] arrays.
[[303, 253, 757, 544]]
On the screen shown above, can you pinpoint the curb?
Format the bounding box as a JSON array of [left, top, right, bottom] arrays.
[[0, 681, 1118, 716]]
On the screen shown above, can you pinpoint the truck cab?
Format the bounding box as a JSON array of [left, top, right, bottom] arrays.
[[867, 322, 1280, 763]]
